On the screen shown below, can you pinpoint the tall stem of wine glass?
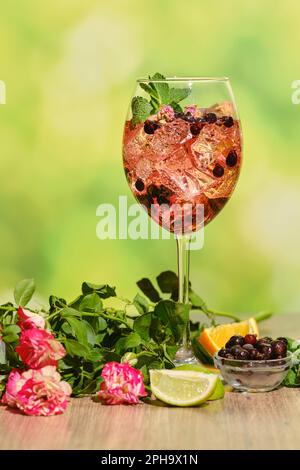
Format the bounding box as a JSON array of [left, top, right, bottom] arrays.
[[174, 234, 197, 365]]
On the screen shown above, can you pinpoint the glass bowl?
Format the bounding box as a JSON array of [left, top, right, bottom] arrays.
[[214, 351, 292, 392]]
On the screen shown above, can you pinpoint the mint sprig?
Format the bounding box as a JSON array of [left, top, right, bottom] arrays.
[[131, 96, 152, 126], [131, 72, 191, 126]]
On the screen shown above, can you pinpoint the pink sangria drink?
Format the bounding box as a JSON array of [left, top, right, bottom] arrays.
[[122, 75, 242, 364], [123, 96, 242, 233]]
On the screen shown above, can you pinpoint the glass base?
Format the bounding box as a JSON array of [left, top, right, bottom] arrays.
[[173, 346, 199, 366]]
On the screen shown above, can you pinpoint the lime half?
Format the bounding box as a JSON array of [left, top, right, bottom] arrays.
[[175, 364, 225, 401], [150, 369, 218, 407]]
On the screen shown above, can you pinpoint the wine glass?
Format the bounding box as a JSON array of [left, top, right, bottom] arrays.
[[123, 76, 242, 364]]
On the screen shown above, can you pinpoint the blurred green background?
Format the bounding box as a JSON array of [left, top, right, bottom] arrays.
[[0, 0, 299, 315]]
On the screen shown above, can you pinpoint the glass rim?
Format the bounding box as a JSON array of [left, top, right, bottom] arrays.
[[137, 76, 229, 84]]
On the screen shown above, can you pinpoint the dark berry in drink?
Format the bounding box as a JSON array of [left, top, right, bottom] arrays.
[[271, 340, 287, 358], [236, 349, 250, 360], [147, 184, 160, 197], [204, 112, 217, 123], [243, 343, 254, 351], [135, 179, 145, 192], [190, 123, 201, 135], [183, 113, 195, 122], [138, 194, 153, 206], [244, 334, 257, 345], [157, 195, 170, 205], [144, 120, 159, 134], [218, 348, 229, 358], [226, 150, 238, 167], [223, 116, 234, 127], [213, 164, 224, 178]]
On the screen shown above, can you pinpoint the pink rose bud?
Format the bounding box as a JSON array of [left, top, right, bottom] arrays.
[[17, 307, 46, 330], [16, 328, 66, 369], [97, 361, 147, 405], [1, 366, 72, 416], [157, 105, 175, 122], [184, 104, 199, 117]]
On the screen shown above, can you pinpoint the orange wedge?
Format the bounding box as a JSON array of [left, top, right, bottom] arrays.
[[198, 318, 259, 356]]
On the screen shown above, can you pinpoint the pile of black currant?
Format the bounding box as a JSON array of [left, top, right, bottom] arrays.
[[218, 335, 288, 360]]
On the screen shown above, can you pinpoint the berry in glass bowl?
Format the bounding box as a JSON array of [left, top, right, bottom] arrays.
[[214, 335, 292, 392]]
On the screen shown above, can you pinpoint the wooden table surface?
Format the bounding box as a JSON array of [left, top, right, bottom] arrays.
[[0, 313, 299, 450]]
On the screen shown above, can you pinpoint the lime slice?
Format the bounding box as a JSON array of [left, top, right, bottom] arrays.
[[150, 369, 218, 407], [175, 364, 225, 401]]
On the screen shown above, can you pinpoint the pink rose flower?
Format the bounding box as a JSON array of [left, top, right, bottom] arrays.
[[97, 362, 147, 405], [1, 369, 25, 407], [17, 307, 46, 330], [157, 105, 175, 122], [2, 366, 72, 416], [16, 328, 66, 369]]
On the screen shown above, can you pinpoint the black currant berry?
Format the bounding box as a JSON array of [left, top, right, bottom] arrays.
[[223, 116, 234, 127], [135, 179, 145, 192], [226, 150, 238, 167], [213, 164, 224, 178], [204, 113, 217, 123], [271, 340, 287, 358]]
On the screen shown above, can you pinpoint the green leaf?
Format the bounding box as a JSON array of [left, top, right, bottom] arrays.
[[139, 82, 158, 97], [133, 293, 149, 315], [139, 364, 149, 383], [66, 317, 88, 345], [189, 289, 209, 313], [154, 300, 189, 343], [81, 282, 116, 298], [156, 270, 178, 294], [170, 102, 183, 113], [133, 313, 152, 341], [0, 342, 6, 364], [49, 295, 67, 312], [60, 307, 81, 318], [137, 278, 161, 302], [97, 317, 107, 331], [2, 325, 21, 343], [169, 87, 191, 103], [85, 349, 104, 362], [151, 73, 169, 105], [165, 344, 178, 362], [115, 332, 142, 355], [62, 322, 73, 335], [64, 339, 90, 358], [82, 320, 97, 346], [131, 96, 152, 126], [282, 367, 300, 387], [14, 279, 35, 306], [79, 293, 102, 312]]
